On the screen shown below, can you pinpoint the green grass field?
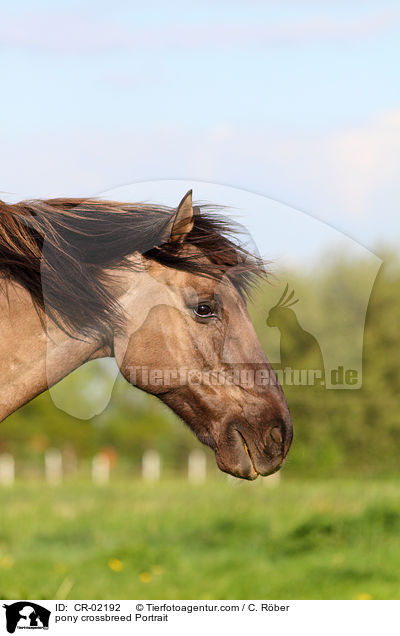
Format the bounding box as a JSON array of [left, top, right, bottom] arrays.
[[0, 478, 399, 600]]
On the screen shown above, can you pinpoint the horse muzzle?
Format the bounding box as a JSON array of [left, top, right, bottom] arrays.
[[215, 417, 292, 481]]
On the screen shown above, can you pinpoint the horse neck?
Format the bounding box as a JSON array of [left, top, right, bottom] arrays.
[[0, 281, 110, 421]]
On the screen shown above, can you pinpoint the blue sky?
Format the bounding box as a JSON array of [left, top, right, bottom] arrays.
[[1, 1, 399, 261]]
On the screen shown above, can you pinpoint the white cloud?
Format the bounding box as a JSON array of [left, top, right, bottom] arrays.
[[327, 109, 400, 216], [0, 109, 399, 250], [0, 9, 398, 53]]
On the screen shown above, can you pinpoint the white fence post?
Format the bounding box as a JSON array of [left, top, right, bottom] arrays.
[[142, 450, 161, 482], [188, 450, 207, 483], [92, 453, 110, 485], [45, 448, 63, 485], [0, 454, 15, 486]]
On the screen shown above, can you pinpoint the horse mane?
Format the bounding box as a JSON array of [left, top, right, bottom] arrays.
[[0, 197, 266, 338]]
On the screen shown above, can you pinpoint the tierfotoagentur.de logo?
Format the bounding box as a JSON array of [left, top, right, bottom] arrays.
[[2, 603, 51, 633]]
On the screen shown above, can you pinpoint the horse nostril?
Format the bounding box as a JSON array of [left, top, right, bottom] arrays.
[[270, 425, 283, 445]]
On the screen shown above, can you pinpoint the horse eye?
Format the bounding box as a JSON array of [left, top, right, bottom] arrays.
[[194, 303, 215, 318]]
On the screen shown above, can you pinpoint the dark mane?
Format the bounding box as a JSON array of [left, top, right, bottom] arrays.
[[0, 197, 266, 338]]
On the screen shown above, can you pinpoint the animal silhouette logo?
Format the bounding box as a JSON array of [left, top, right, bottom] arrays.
[[2, 602, 50, 633], [266, 284, 325, 385]]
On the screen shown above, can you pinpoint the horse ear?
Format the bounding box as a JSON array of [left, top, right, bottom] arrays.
[[169, 190, 195, 243]]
